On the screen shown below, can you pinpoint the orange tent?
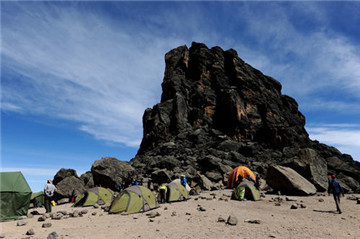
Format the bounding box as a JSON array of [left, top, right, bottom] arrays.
[[227, 166, 256, 189]]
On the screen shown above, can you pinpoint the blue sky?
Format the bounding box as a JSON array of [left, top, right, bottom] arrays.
[[1, 1, 360, 192]]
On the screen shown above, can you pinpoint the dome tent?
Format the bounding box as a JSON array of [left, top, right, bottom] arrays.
[[232, 181, 260, 201], [0, 172, 32, 221], [109, 186, 158, 214], [73, 187, 112, 207], [227, 166, 256, 189], [158, 182, 188, 203]]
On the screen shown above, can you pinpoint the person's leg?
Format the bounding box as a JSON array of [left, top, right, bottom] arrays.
[[333, 194, 342, 213], [44, 196, 50, 213]]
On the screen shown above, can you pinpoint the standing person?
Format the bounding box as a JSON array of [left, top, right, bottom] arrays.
[[44, 179, 57, 213], [158, 185, 167, 203], [328, 174, 345, 214], [180, 175, 187, 187]]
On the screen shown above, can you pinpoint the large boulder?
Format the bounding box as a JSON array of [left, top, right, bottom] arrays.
[[54, 176, 86, 200], [284, 148, 328, 191], [151, 169, 172, 184], [266, 165, 317, 196], [53, 168, 78, 185], [91, 157, 135, 191], [80, 171, 94, 189]]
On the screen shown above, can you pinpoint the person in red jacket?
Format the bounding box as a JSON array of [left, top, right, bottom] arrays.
[[328, 175, 345, 214]]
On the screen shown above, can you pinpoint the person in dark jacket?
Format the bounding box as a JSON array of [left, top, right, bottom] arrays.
[[328, 174, 345, 214]]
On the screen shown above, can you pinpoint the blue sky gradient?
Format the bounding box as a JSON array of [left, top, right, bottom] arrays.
[[1, 1, 360, 192]]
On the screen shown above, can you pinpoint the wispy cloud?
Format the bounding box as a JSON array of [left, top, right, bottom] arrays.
[[2, 2, 360, 154], [1, 3, 175, 147], [306, 124, 360, 161]]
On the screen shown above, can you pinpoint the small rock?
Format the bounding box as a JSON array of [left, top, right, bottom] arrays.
[[93, 203, 99, 208], [194, 197, 199, 201], [81, 209, 88, 215], [171, 211, 177, 216], [38, 216, 46, 222], [185, 212, 191, 215], [30, 211, 41, 215], [44, 213, 51, 218], [245, 219, 262, 224], [217, 217, 226, 223], [133, 217, 138, 219], [285, 197, 297, 201], [198, 206, 206, 212], [17, 220, 27, 226], [42, 223, 52, 228], [51, 213, 63, 220], [227, 215, 238, 226], [224, 199, 228, 202], [290, 204, 298, 209], [206, 197, 213, 200], [63, 215, 70, 219], [149, 219, 154, 222], [26, 229, 35, 235], [72, 210, 79, 217], [146, 211, 160, 218], [92, 212, 97, 216], [318, 198, 324, 202], [0, 233, 5, 238], [27, 213, 34, 218], [300, 204, 306, 208], [19, 216, 27, 220], [120, 212, 128, 216], [47, 231, 61, 239], [357, 199, 360, 204], [164, 207, 168, 210], [274, 202, 281, 206], [269, 234, 276, 238]]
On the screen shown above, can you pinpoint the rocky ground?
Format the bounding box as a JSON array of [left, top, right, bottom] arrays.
[[1, 190, 360, 239]]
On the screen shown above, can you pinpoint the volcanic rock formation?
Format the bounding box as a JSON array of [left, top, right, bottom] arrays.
[[54, 42, 360, 195], [129, 42, 360, 193]]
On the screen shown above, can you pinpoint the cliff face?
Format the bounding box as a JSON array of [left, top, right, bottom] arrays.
[[131, 42, 360, 192]]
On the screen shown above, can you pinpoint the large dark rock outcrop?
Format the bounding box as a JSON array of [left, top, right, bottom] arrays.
[[59, 43, 358, 195], [127, 42, 360, 193], [91, 157, 136, 191]]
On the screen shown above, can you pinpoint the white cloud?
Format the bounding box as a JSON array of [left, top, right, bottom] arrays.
[[2, 4, 174, 147], [306, 124, 360, 161]]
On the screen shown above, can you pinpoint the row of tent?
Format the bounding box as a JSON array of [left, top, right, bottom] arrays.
[[74, 181, 189, 214], [1, 166, 259, 220]]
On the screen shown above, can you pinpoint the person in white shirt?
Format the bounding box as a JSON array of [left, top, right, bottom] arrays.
[[44, 179, 57, 213]]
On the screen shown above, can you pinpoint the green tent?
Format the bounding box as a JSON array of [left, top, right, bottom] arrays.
[[158, 182, 188, 203], [30, 191, 45, 207], [0, 172, 32, 221], [232, 181, 260, 201], [109, 186, 158, 214], [73, 187, 112, 207]]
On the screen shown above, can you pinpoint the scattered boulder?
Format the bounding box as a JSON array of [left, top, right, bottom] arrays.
[[290, 204, 298, 209], [227, 215, 238, 226], [244, 219, 262, 224], [51, 213, 63, 220], [42, 223, 52, 228], [266, 165, 317, 196], [146, 211, 160, 218], [217, 217, 226, 223], [0, 233, 5, 238], [26, 229, 35, 235], [47, 231, 61, 239], [16, 220, 27, 226], [81, 209, 88, 215]]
